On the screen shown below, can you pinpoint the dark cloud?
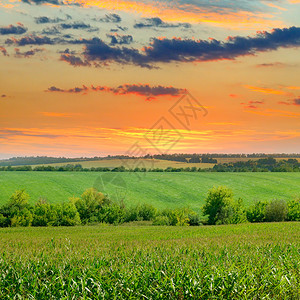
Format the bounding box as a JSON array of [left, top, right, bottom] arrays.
[[256, 62, 286, 68], [134, 17, 191, 29], [0, 24, 27, 35], [5, 35, 54, 46], [0, 46, 8, 56], [21, 0, 63, 4], [60, 22, 91, 30], [97, 14, 122, 23], [107, 33, 133, 45], [42, 26, 61, 35], [81, 26, 300, 68], [14, 47, 44, 58], [34, 16, 64, 24], [279, 98, 300, 106], [241, 100, 264, 109], [46, 84, 185, 100], [59, 54, 91, 67]]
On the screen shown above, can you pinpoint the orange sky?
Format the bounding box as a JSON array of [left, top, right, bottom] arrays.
[[0, 0, 299, 158]]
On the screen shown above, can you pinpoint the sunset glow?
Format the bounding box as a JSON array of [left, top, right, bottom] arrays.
[[0, 0, 299, 158]]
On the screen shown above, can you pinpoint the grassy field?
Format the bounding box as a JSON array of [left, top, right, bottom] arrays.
[[0, 172, 299, 212], [29, 158, 215, 169], [0, 223, 299, 299]]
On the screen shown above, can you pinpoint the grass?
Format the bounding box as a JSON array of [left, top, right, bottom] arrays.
[[0, 222, 299, 299], [0, 172, 299, 213], [29, 158, 216, 169]]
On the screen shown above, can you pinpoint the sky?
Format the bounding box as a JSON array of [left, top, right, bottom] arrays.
[[0, 0, 299, 158]]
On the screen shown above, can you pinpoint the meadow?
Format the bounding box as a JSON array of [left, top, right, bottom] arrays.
[[0, 222, 299, 299], [0, 172, 299, 213], [28, 158, 216, 169]]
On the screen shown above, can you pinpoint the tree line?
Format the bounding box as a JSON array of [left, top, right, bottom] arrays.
[[1, 153, 299, 167], [0, 187, 299, 228], [0, 157, 299, 172]]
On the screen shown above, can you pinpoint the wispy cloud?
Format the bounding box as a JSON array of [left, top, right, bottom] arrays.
[[46, 84, 186, 100]]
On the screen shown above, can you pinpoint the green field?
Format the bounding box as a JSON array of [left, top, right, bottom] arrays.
[[0, 172, 299, 212], [29, 158, 215, 169], [0, 223, 299, 299]]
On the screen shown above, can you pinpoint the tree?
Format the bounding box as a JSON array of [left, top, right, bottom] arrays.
[[246, 200, 268, 223], [202, 186, 246, 225], [202, 187, 233, 225], [265, 199, 288, 222], [287, 198, 300, 221], [73, 188, 109, 224]]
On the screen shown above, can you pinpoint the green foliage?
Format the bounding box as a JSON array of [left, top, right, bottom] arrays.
[[152, 215, 170, 226], [202, 187, 247, 225], [10, 208, 33, 227], [73, 188, 109, 224], [265, 199, 288, 222], [7, 189, 30, 210], [287, 198, 300, 221], [246, 200, 268, 223]]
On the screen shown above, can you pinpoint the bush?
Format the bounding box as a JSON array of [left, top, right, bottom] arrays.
[[152, 216, 170, 226], [265, 199, 288, 222], [287, 198, 300, 221], [0, 213, 8, 227], [74, 188, 109, 224], [11, 208, 33, 227], [188, 212, 202, 226], [246, 200, 268, 223]]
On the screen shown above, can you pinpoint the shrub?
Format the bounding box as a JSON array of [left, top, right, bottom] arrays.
[[287, 198, 300, 221], [188, 212, 202, 226], [74, 188, 109, 224], [0, 213, 8, 227], [152, 216, 170, 226], [138, 204, 157, 221], [265, 199, 288, 222], [246, 200, 268, 223], [10, 208, 33, 227]]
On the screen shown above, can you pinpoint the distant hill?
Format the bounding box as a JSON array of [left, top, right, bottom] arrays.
[[0, 154, 299, 166]]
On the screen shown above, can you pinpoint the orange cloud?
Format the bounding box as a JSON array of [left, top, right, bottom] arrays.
[[244, 85, 288, 95], [265, 3, 288, 11], [245, 108, 300, 118]]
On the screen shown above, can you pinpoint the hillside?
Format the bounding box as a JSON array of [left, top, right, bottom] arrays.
[[0, 172, 299, 213]]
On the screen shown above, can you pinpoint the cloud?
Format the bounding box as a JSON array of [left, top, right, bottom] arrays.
[[60, 22, 91, 30], [59, 53, 91, 66], [134, 17, 191, 29], [0, 46, 8, 56], [278, 98, 300, 106], [244, 85, 288, 95], [0, 24, 27, 35], [96, 13, 122, 23], [34, 16, 64, 24], [14, 47, 44, 58], [81, 26, 300, 68], [106, 33, 133, 45], [46, 84, 185, 100], [21, 0, 63, 4], [42, 26, 61, 35], [5, 35, 54, 46], [256, 62, 286, 68], [240, 100, 264, 109]]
